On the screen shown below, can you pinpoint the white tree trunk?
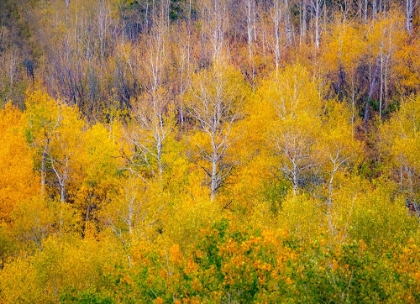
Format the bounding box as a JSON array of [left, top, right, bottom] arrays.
[[300, 0, 307, 44], [272, 0, 282, 71], [245, 0, 255, 85], [406, 0, 414, 34], [284, 0, 293, 45], [373, 0, 377, 19], [312, 0, 323, 51]]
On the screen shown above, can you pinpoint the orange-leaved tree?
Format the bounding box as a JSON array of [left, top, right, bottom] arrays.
[[0, 103, 38, 223]]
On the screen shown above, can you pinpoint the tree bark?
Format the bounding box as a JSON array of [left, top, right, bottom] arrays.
[[406, 0, 414, 34], [272, 0, 282, 71], [364, 57, 381, 122], [41, 139, 49, 196], [300, 0, 307, 45]]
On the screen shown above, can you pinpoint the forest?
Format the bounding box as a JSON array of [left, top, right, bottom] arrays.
[[2, 0, 420, 302]]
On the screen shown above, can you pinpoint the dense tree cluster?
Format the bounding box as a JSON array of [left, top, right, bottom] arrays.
[[2, 0, 420, 302]]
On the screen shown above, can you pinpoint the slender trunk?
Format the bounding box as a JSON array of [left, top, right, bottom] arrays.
[[127, 198, 133, 236], [384, 54, 389, 110], [364, 57, 381, 122], [273, 0, 282, 72], [379, 49, 384, 118], [245, 0, 255, 86], [327, 173, 334, 235], [178, 24, 191, 127], [408, 167, 414, 193], [292, 162, 298, 196], [400, 165, 404, 190], [126, 191, 134, 269], [85, 204, 90, 224], [373, 0, 377, 19], [285, 0, 292, 45], [262, 23, 267, 63], [300, 0, 307, 45], [189, 0, 192, 20], [41, 139, 50, 196], [82, 202, 91, 238], [364, 98, 370, 123], [364, 0, 368, 23], [60, 182, 65, 203], [351, 74, 355, 138], [8, 49, 17, 98], [97, 1, 106, 70], [406, 0, 414, 34], [50, 158, 67, 203], [157, 139, 163, 178], [323, 0, 327, 34], [145, 2, 149, 30], [313, 0, 323, 51], [210, 148, 218, 202], [328, 175, 333, 206], [200, 5, 206, 64], [211, 0, 223, 61]]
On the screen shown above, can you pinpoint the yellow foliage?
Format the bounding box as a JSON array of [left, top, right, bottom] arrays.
[[0, 235, 123, 303], [322, 20, 366, 75], [100, 176, 160, 244], [0, 255, 41, 303], [164, 195, 220, 250], [0, 103, 38, 223], [279, 194, 326, 242], [73, 122, 121, 219], [255, 65, 323, 195], [25, 90, 85, 202], [380, 95, 420, 197]]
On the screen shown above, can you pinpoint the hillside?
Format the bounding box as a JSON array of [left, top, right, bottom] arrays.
[[1, 1, 420, 302]]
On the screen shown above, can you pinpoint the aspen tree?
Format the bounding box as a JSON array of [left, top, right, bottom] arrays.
[[259, 65, 322, 195], [185, 62, 248, 201]]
